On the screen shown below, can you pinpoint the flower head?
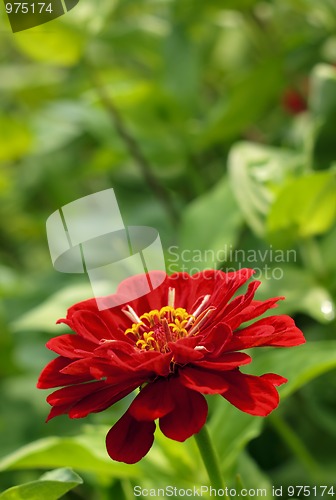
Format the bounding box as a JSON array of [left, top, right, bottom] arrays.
[[38, 269, 305, 464]]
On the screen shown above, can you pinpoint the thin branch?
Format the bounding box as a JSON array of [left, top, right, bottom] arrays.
[[89, 67, 179, 226]]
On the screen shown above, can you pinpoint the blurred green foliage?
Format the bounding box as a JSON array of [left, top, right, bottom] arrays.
[[0, 0, 336, 498]]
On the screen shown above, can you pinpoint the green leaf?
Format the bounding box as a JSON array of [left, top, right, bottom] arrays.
[[0, 117, 32, 162], [0, 64, 65, 91], [250, 341, 336, 399], [266, 170, 336, 243], [11, 284, 94, 333], [228, 142, 305, 237], [0, 432, 140, 478], [32, 101, 86, 154], [0, 425, 201, 486], [256, 265, 335, 323], [13, 24, 83, 66], [320, 224, 336, 273], [208, 401, 263, 473], [163, 25, 199, 106], [153, 428, 204, 483], [235, 452, 273, 499], [309, 64, 336, 118], [200, 61, 283, 146], [177, 177, 243, 271], [0, 468, 82, 500], [209, 340, 336, 472]]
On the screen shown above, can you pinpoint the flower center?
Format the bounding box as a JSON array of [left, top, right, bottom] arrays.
[[125, 306, 193, 352], [122, 288, 215, 353]]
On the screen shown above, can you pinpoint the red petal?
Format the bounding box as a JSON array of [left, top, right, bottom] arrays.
[[221, 370, 286, 416], [134, 350, 173, 376], [47, 380, 107, 406], [106, 411, 156, 464], [93, 340, 135, 357], [168, 337, 204, 364], [228, 297, 283, 330], [46, 380, 138, 420], [90, 348, 172, 380], [69, 382, 138, 418], [89, 359, 137, 382], [60, 358, 92, 376], [115, 271, 167, 309], [46, 334, 95, 359], [129, 378, 175, 421], [37, 357, 92, 389], [66, 310, 125, 343], [200, 323, 233, 357], [222, 280, 261, 328], [63, 297, 130, 334], [204, 269, 256, 327], [160, 269, 254, 320], [159, 379, 208, 441], [165, 271, 218, 312], [260, 373, 287, 386], [179, 366, 229, 394], [63, 297, 98, 319], [230, 315, 305, 349], [46, 404, 71, 422], [228, 280, 261, 309], [196, 352, 252, 370]]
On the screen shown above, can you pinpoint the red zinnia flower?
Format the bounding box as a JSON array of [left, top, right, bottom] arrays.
[[38, 269, 305, 464]]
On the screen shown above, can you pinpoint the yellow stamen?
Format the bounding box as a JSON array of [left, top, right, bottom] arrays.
[[124, 305, 194, 351]]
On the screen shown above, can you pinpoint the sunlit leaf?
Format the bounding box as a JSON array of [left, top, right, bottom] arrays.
[[228, 141, 305, 236], [0, 433, 140, 478], [0, 117, 32, 161], [0, 468, 82, 500], [11, 284, 94, 333], [266, 170, 336, 243], [13, 24, 84, 65]]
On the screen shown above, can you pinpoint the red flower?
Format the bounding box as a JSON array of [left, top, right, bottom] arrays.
[[38, 269, 305, 464], [282, 88, 307, 115]]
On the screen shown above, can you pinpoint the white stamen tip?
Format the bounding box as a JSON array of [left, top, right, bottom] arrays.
[[191, 294, 211, 319], [186, 294, 212, 328], [122, 305, 142, 324], [168, 287, 175, 308], [188, 306, 216, 336], [194, 346, 207, 351]]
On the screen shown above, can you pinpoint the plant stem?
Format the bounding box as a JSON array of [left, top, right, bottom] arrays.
[[87, 63, 179, 227], [269, 413, 321, 480], [194, 425, 229, 496]]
